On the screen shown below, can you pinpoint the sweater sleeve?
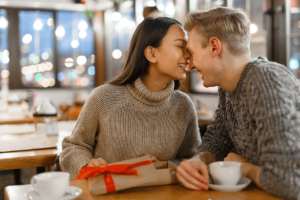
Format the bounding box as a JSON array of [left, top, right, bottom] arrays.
[[60, 89, 101, 180], [198, 88, 235, 161], [174, 99, 201, 162], [248, 66, 300, 200]]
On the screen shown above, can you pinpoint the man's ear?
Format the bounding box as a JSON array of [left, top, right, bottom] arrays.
[[144, 46, 157, 63], [209, 37, 222, 57]]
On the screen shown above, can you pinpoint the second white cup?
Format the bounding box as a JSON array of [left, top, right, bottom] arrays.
[[208, 161, 242, 185], [30, 172, 70, 198]]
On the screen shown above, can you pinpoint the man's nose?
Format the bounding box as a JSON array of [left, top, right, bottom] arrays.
[[189, 56, 194, 70]]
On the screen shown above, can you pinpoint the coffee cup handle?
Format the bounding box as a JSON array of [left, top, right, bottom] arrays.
[[30, 177, 38, 192]]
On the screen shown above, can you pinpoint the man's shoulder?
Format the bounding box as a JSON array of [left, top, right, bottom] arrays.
[[244, 57, 300, 96], [250, 57, 293, 79]]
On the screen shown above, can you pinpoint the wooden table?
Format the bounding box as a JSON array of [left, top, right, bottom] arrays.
[[0, 114, 34, 125], [0, 113, 62, 125], [0, 121, 76, 171], [0, 135, 58, 171], [5, 179, 283, 200], [198, 119, 211, 126]]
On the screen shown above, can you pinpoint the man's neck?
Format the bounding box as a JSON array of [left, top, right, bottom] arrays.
[[219, 53, 252, 93]]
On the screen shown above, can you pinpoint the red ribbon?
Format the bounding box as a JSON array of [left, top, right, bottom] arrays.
[[76, 160, 152, 193]]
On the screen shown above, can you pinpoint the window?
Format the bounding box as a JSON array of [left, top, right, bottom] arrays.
[[232, 0, 267, 59], [56, 11, 95, 87], [105, 1, 135, 81], [2, 8, 96, 89], [288, 0, 300, 79], [0, 9, 8, 86], [189, 0, 225, 11], [19, 10, 55, 88]]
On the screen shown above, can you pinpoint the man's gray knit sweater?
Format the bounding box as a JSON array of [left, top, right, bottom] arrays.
[[199, 57, 300, 199]]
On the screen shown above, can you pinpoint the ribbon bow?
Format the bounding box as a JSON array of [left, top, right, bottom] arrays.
[[76, 160, 153, 193]]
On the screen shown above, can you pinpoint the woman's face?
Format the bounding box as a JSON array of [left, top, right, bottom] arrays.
[[152, 25, 190, 81]]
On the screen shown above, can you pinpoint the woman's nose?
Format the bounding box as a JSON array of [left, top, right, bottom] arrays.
[[183, 49, 191, 59]]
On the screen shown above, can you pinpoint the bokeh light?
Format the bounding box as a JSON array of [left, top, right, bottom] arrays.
[[22, 34, 32, 44], [33, 18, 43, 31], [88, 66, 95, 75], [77, 56, 87, 65], [57, 72, 64, 81], [1, 70, 9, 78], [35, 73, 43, 82], [65, 58, 74, 67], [76, 65, 86, 74], [112, 49, 122, 59]]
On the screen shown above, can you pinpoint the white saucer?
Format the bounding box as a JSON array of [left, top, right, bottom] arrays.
[[25, 186, 82, 200], [209, 177, 251, 192]]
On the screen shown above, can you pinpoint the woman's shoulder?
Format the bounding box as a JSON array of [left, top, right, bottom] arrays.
[[88, 83, 127, 103], [170, 90, 195, 109], [92, 83, 126, 95], [170, 90, 197, 122], [171, 90, 193, 103]]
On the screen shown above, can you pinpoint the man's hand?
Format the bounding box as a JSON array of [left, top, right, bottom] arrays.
[[224, 152, 262, 188], [176, 159, 210, 190], [224, 152, 249, 177], [87, 158, 108, 167], [225, 152, 248, 162]]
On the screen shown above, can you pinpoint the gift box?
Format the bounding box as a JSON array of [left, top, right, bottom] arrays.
[[139, 160, 178, 187], [76, 156, 178, 195]]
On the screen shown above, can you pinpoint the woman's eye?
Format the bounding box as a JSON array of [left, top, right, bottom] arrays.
[[177, 46, 183, 48]]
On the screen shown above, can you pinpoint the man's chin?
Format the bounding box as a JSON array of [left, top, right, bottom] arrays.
[[203, 82, 216, 88]]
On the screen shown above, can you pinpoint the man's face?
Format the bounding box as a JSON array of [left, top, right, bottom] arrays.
[[187, 27, 221, 88]]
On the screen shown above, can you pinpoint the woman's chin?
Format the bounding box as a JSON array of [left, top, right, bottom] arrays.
[[177, 74, 186, 80]]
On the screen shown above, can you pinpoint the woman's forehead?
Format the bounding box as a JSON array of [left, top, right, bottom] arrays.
[[165, 25, 187, 42]]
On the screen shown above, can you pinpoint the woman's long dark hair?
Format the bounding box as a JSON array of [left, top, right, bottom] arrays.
[[109, 17, 182, 90]]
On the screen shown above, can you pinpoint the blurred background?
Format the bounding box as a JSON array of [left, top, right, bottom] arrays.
[[0, 0, 299, 126], [0, 1, 300, 199]]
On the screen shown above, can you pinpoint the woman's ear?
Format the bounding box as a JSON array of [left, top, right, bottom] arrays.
[[144, 46, 157, 64]]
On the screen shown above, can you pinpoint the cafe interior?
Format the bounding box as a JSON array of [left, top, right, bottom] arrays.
[[0, 0, 299, 199]]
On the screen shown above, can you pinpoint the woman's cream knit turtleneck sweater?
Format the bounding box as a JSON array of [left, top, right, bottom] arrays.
[[61, 78, 201, 180]]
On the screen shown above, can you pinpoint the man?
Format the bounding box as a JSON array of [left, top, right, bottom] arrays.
[[177, 7, 300, 199]]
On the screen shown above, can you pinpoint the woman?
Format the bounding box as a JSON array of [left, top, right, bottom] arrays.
[[61, 17, 201, 180]]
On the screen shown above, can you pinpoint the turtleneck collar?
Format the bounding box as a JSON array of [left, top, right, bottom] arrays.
[[126, 77, 175, 106]]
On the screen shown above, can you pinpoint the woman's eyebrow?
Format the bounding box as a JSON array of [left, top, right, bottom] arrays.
[[174, 39, 186, 42]]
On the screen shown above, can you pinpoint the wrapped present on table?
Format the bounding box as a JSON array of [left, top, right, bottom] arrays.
[[76, 155, 178, 195]]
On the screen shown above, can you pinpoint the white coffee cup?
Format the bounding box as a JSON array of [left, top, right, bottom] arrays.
[[209, 161, 242, 185], [30, 172, 70, 198]]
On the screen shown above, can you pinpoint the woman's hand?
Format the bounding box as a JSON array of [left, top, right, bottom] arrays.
[[145, 154, 159, 162], [87, 157, 108, 167]]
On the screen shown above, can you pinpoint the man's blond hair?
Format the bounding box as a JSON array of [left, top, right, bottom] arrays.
[[184, 7, 251, 55]]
